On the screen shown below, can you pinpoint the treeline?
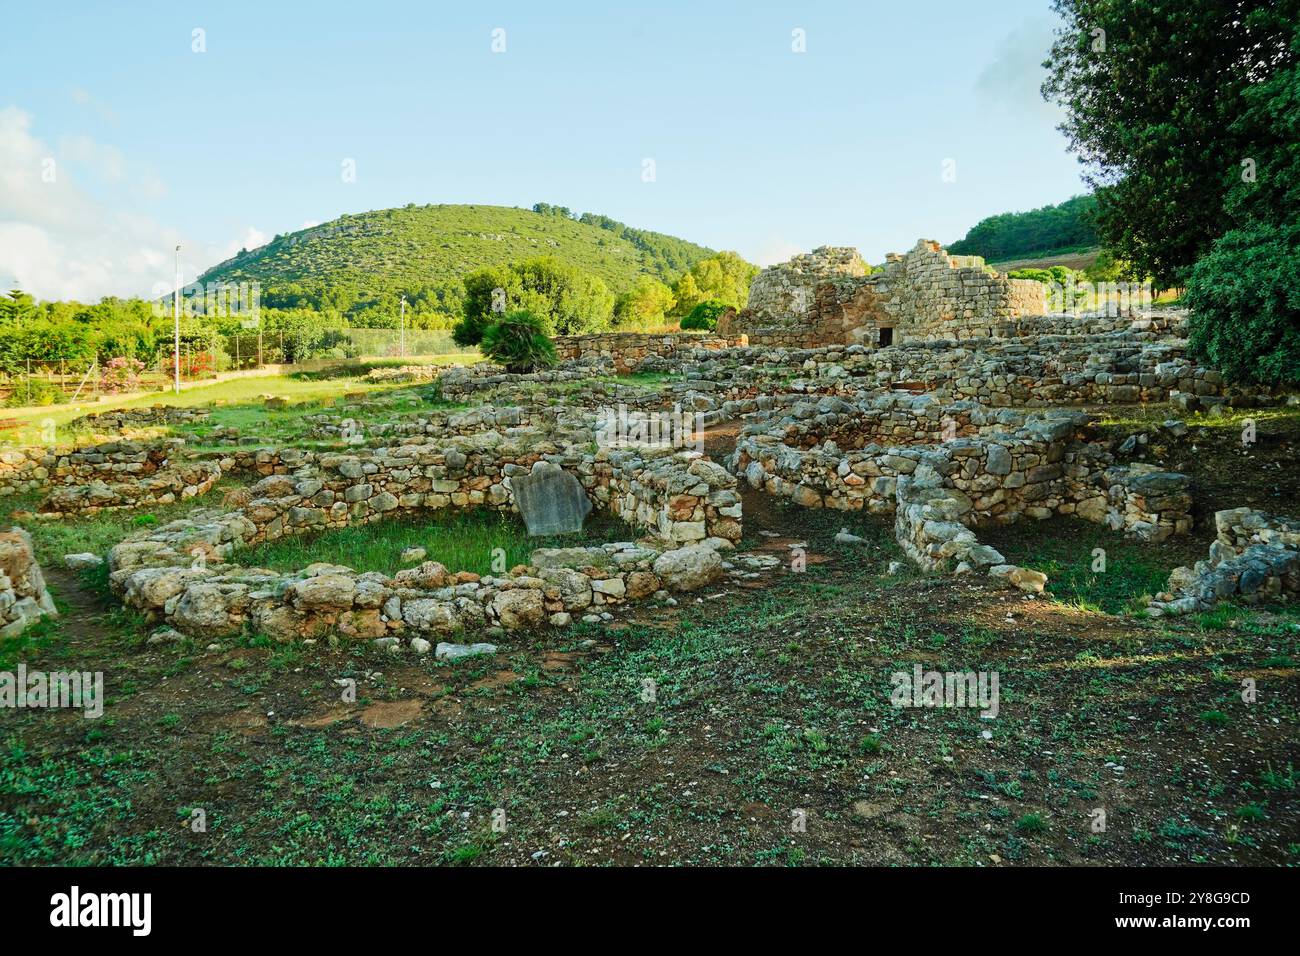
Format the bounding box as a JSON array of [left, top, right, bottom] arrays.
[[0, 244, 760, 382], [452, 250, 758, 345], [531, 203, 707, 279], [948, 195, 1099, 261], [257, 280, 464, 329], [0, 290, 362, 377]]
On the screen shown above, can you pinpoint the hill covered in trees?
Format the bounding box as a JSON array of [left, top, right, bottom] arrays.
[[197, 203, 718, 326], [948, 195, 1098, 262]]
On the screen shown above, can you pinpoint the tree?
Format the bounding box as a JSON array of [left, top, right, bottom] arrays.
[[454, 257, 613, 343], [670, 252, 758, 315], [453, 266, 517, 346], [1042, 0, 1299, 286], [0, 290, 37, 325], [949, 196, 1098, 261], [511, 257, 613, 335], [613, 276, 675, 328], [671, 273, 704, 317], [679, 300, 730, 331], [1186, 222, 1300, 386]]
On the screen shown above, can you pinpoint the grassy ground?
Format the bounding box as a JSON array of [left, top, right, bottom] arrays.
[[981, 518, 1203, 615], [0, 398, 1296, 867], [235, 509, 632, 577], [1091, 402, 1300, 530], [0, 355, 476, 446], [10, 481, 253, 569], [1, 506, 1295, 866]]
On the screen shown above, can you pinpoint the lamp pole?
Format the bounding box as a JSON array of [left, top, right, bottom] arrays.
[[173, 244, 181, 394], [399, 295, 407, 357]]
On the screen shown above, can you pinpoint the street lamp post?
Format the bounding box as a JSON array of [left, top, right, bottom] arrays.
[[173, 244, 181, 394], [399, 295, 407, 357]]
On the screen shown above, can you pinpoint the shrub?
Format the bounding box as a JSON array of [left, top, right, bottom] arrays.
[[1185, 222, 1300, 386], [100, 356, 145, 394], [4, 375, 65, 407], [480, 311, 557, 373], [451, 311, 492, 348], [679, 300, 729, 331]]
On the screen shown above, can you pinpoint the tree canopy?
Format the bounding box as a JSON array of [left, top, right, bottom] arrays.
[[948, 195, 1098, 262], [1042, 0, 1299, 286]]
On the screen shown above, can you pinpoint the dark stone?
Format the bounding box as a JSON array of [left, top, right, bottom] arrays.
[[1129, 471, 1190, 495], [511, 461, 592, 536]]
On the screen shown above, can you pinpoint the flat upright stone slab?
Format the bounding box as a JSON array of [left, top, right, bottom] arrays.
[[511, 461, 592, 536]]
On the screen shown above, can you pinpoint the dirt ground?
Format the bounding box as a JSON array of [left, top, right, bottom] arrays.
[[1, 403, 1297, 866]]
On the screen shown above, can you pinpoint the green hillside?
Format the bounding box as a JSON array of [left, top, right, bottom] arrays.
[[948, 194, 1099, 262], [197, 203, 716, 322]]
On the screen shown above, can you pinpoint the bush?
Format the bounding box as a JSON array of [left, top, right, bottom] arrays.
[[100, 356, 145, 394], [1186, 222, 1300, 386], [4, 376, 65, 407], [480, 311, 557, 373], [451, 311, 492, 348], [679, 300, 730, 331]]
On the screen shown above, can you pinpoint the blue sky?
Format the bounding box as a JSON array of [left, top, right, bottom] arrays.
[[1, 0, 1088, 300]]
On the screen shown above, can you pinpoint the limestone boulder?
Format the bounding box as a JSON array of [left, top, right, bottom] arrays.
[[652, 544, 722, 592], [493, 587, 546, 628]]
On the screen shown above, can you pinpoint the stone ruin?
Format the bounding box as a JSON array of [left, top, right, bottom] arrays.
[[720, 240, 1047, 349], [1149, 509, 1300, 616], [0, 527, 58, 637], [7, 235, 1296, 649], [728, 392, 1192, 587], [101, 404, 748, 647]]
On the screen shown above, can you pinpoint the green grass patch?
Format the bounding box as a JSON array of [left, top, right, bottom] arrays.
[[980, 517, 1199, 615], [3, 370, 433, 445], [15, 481, 252, 569], [233, 508, 631, 577]]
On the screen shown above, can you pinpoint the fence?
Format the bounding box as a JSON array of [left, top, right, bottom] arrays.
[[220, 328, 474, 369], [0, 327, 479, 408], [0, 351, 212, 407], [341, 328, 472, 358]]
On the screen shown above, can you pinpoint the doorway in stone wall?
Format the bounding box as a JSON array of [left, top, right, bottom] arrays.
[[878, 326, 894, 347]]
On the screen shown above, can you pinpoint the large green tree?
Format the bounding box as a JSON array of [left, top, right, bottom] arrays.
[[670, 252, 759, 316], [613, 276, 676, 328], [1042, 0, 1299, 286], [453, 257, 614, 344]]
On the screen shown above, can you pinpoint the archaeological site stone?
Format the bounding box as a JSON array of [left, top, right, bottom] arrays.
[[510, 460, 592, 536], [0, 527, 58, 638]]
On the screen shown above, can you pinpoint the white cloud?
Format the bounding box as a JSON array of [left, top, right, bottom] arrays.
[[975, 18, 1062, 118], [0, 106, 221, 301], [58, 134, 126, 182], [69, 87, 117, 124], [218, 226, 269, 262], [746, 234, 805, 267]]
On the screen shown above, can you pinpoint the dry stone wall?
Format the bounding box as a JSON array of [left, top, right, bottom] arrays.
[[726, 239, 1047, 347], [1148, 508, 1300, 616], [71, 405, 211, 431], [640, 322, 1280, 411], [552, 332, 743, 374], [108, 506, 726, 645], [0, 527, 58, 637], [0, 439, 221, 515], [729, 393, 1192, 577], [96, 401, 745, 643]]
